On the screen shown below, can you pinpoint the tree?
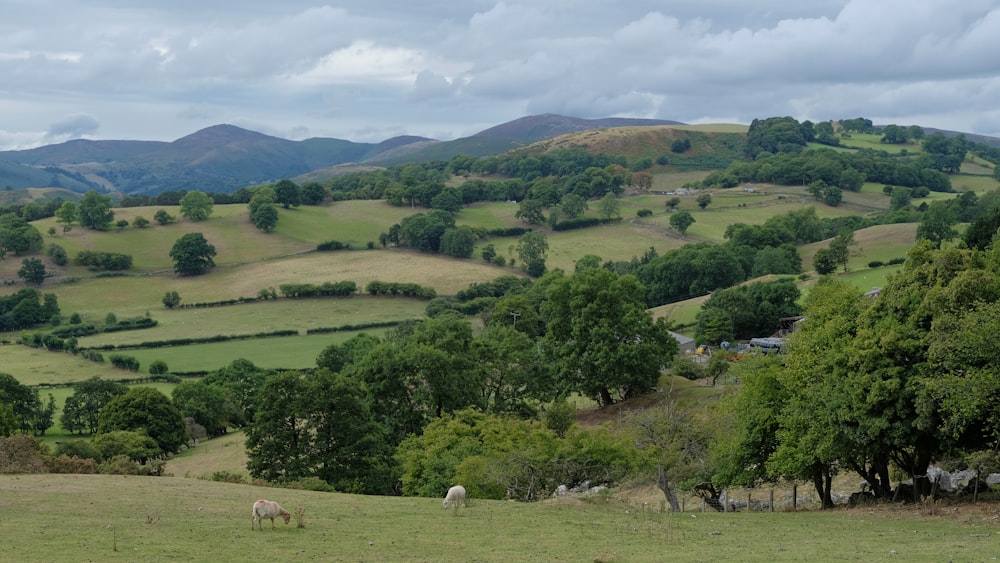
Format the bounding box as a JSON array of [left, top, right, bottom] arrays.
[[250, 203, 279, 232], [560, 193, 588, 219], [17, 258, 46, 286], [179, 190, 214, 221], [60, 377, 127, 435], [916, 200, 958, 248], [153, 209, 175, 225], [669, 211, 695, 235], [162, 290, 181, 309], [97, 387, 186, 454], [439, 226, 476, 258], [0, 214, 43, 256], [273, 179, 301, 209], [597, 192, 620, 220], [889, 186, 912, 210], [115, 219, 129, 231], [696, 193, 712, 210], [813, 247, 837, 275], [665, 197, 680, 211], [132, 216, 150, 229], [515, 231, 548, 277], [148, 360, 169, 375], [542, 269, 678, 406], [55, 201, 77, 233], [245, 370, 390, 493], [0, 372, 55, 435], [77, 190, 114, 231], [300, 182, 326, 205], [827, 229, 856, 272], [171, 380, 233, 438], [169, 233, 216, 276], [515, 199, 546, 225]]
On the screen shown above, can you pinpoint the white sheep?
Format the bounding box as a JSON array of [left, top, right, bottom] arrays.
[[442, 485, 466, 509], [251, 499, 291, 530]]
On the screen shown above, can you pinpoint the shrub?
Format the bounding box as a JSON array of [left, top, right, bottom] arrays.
[[210, 470, 249, 484], [867, 260, 885, 268], [316, 240, 349, 251], [0, 434, 49, 473], [109, 354, 140, 371], [149, 360, 169, 375], [47, 243, 68, 266], [46, 454, 98, 474], [636, 209, 653, 218], [75, 250, 133, 271], [55, 439, 102, 462]]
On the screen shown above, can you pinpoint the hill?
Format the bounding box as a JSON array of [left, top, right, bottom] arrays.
[[0, 114, 687, 195]]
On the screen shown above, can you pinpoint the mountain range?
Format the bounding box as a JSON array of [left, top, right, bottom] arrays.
[[0, 114, 682, 196]]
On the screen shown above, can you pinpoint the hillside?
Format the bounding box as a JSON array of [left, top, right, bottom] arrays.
[[0, 114, 689, 195]]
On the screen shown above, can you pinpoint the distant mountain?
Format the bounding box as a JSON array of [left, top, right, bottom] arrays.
[[0, 114, 684, 194]]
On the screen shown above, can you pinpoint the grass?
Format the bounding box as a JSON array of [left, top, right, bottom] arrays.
[[2, 473, 998, 562], [121, 330, 388, 373]]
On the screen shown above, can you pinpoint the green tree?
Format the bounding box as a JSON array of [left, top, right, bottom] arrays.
[[171, 380, 233, 438], [827, 229, 855, 272], [916, 200, 958, 248], [542, 269, 678, 406], [115, 219, 129, 231], [162, 290, 181, 309], [153, 209, 175, 225], [597, 192, 620, 220], [300, 182, 326, 205], [47, 243, 68, 266], [439, 226, 476, 258], [92, 430, 160, 462], [97, 387, 186, 454], [515, 231, 548, 277], [696, 192, 712, 210], [473, 325, 553, 416], [560, 193, 588, 219], [132, 216, 150, 229], [60, 377, 127, 435], [669, 210, 695, 234], [812, 247, 837, 275], [169, 233, 216, 276], [665, 197, 680, 211], [272, 179, 301, 209], [17, 258, 46, 286], [179, 190, 214, 221], [0, 372, 55, 435], [514, 198, 546, 225], [250, 203, 279, 232], [0, 214, 44, 256], [148, 360, 169, 375], [77, 190, 114, 231], [889, 186, 912, 210], [55, 201, 77, 233]]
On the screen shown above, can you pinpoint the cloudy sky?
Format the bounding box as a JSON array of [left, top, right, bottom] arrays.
[[3, 0, 1000, 150]]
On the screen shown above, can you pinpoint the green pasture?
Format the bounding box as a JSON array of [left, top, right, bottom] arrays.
[[271, 200, 415, 246], [75, 296, 426, 348], [121, 330, 383, 373], [1, 343, 127, 386], [2, 473, 997, 563], [837, 133, 923, 154], [951, 173, 999, 194]]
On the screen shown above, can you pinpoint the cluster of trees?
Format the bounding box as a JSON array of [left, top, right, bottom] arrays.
[[0, 373, 55, 436], [716, 241, 1000, 505], [0, 213, 43, 259], [74, 250, 133, 271], [0, 288, 59, 331], [239, 268, 680, 493]]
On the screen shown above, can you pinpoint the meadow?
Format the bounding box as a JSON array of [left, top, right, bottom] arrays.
[[2, 473, 997, 562]]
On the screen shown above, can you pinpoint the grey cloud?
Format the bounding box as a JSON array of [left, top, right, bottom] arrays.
[[46, 114, 100, 139]]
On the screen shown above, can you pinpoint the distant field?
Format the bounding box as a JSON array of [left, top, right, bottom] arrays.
[[837, 133, 923, 154], [122, 330, 387, 373]]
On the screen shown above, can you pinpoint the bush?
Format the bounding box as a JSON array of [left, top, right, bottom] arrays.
[[109, 354, 140, 372], [46, 454, 98, 474], [0, 434, 49, 473], [636, 209, 653, 218], [75, 250, 133, 271], [316, 240, 349, 251], [149, 360, 169, 375], [867, 260, 885, 268], [47, 243, 68, 266], [55, 439, 102, 462]]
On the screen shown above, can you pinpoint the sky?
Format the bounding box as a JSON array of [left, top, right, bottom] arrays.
[[3, 0, 1000, 150]]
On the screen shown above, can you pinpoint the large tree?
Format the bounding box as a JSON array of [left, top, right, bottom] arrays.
[[542, 269, 678, 406], [0, 372, 55, 435], [272, 179, 301, 209], [245, 370, 389, 493], [669, 210, 695, 234], [60, 377, 127, 435], [97, 387, 186, 454], [77, 190, 115, 231], [179, 190, 214, 221], [169, 232, 216, 276], [515, 231, 548, 277]]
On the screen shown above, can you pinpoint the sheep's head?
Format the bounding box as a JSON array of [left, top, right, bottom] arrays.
[[281, 511, 292, 525]]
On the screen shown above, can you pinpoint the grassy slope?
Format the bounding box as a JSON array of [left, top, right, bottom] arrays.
[[1, 473, 996, 562]]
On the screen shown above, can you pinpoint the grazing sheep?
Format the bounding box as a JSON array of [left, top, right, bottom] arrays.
[[251, 499, 291, 530], [442, 485, 466, 509]]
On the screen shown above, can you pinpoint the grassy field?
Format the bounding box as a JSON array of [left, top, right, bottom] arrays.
[[2, 473, 997, 562]]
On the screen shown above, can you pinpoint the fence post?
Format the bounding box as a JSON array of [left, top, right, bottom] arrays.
[[792, 485, 797, 512], [769, 489, 774, 513], [747, 492, 751, 513]]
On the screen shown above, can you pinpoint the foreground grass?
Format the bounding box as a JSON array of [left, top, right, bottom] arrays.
[[2, 474, 997, 562]]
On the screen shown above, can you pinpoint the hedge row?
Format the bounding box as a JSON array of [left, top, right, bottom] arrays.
[[101, 317, 158, 333], [177, 296, 262, 309], [365, 281, 436, 299], [485, 227, 532, 237], [50, 317, 157, 338], [109, 354, 140, 371], [279, 281, 357, 298], [75, 250, 133, 271], [316, 240, 350, 251], [79, 329, 300, 351], [305, 320, 412, 335]]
